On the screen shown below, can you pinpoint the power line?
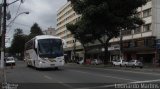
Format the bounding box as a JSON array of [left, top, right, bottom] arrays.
[[6, 1, 22, 29], [13, 22, 31, 27], [6, 22, 31, 34], [15, 1, 22, 17]]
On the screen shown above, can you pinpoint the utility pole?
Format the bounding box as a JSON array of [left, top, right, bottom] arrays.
[[0, 5, 2, 35], [1, 0, 7, 69], [0, 0, 7, 86]]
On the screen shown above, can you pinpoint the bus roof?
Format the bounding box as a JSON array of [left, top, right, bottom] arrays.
[[35, 35, 61, 40]]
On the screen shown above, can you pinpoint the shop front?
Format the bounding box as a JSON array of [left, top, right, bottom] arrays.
[[123, 37, 156, 64], [109, 37, 156, 65]]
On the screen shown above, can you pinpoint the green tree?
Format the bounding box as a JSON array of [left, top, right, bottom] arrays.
[[26, 23, 43, 42], [68, 0, 147, 64], [67, 19, 98, 61], [10, 29, 26, 60], [30, 23, 43, 35]]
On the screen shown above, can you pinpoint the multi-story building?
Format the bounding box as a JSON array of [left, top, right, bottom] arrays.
[[43, 27, 56, 36], [56, 0, 160, 64], [109, 0, 160, 64], [56, 1, 82, 60]]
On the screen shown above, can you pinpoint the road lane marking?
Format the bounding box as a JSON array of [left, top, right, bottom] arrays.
[[131, 79, 160, 83], [70, 69, 137, 82], [68, 66, 160, 76], [43, 74, 74, 89], [75, 84, 115, 89], [44, 75, 52, 80], [58, 81, 74, 89], [75, 79, 160, 89]]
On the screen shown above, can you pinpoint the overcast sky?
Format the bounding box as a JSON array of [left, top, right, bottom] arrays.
[[5, 0, 67, 47]]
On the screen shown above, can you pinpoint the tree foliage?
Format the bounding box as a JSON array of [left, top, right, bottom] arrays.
[[9, 29, 26, 59], [67, 19, 98, 60], [9, 23, 43, 60], [69, 0, 147, 38], [26, 23, 44, 42], [67, 0, 147, 63], [30, 23, 43, 35]]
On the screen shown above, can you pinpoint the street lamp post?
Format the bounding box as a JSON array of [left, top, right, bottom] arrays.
[[0, 0, 28, 85], [7, 11, 29, 27], [1, 0, 27, 69], [1, 11, 29, 69]]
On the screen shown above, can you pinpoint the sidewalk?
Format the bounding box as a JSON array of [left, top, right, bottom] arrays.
[[66, 63, 160, 73]]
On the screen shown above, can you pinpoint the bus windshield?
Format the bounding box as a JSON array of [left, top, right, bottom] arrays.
[[38, 39, 63, 58]]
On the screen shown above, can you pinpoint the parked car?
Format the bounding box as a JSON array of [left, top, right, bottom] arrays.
[[77, 59, 84, 64], [5, 57, 16, 66], [91, 59, 102, 65], [112, 59, 128, 67], [126, 60, 143, 68]]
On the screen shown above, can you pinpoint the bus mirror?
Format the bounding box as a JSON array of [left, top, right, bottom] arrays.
[[35, 40, 38, 48], [35, 44, 37, 48]]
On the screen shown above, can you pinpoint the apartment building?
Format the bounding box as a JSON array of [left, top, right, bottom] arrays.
[[56, 1, 82, 60], [43, 27, 56, 36], [56, 0, 160, 64], [109, 0, 160, 64]]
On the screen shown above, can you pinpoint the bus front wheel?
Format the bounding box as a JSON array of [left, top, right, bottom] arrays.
[[55, 67, 58, 70]]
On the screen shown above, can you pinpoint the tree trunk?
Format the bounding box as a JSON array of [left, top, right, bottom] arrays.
[[104, 43, 110, 64], [104, 38, 111, 65], [82, 44, 87, 64]]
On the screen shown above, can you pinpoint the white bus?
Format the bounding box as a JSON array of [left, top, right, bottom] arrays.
[[24, 35, 65, 69]]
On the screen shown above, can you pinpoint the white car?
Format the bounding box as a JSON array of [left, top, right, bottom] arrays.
[[77, 59, 84, 64], [126, 60, 143, 68], [112, 59, 128, 67], [91, 59, 102, 65], [5, 57, 16, 66]]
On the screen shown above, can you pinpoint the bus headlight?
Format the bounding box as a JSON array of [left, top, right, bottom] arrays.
[[44, 58, 48, 60], [39, 61, 46, 64]]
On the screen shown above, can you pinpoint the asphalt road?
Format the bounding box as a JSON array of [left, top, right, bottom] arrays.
[[1, 61, 160, 89]]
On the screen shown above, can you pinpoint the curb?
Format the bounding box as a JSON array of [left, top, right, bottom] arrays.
[[66, 63, 160, 73]]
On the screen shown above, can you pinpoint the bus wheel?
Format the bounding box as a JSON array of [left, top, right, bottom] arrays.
[[35, 67, 40, 70], [55, 67, 58, 70], [26, 62, 30, 67]]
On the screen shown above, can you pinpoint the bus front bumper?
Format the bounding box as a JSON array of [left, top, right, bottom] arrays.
[[37, 61, 64, 68]]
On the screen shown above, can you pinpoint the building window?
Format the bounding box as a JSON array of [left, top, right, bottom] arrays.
[[143, 24, 151, 32], [137, 40, 145, 47], [145, 37, 155, 47], [122, 30, 132, 35], [135, 12, 141, 18], [143, 8, 151, 18], [123, 42, 129, 48], [134, 27, 141, 34]]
